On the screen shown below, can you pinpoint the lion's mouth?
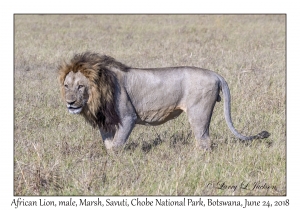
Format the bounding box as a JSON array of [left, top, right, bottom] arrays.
[[67, 106, 83, 114]]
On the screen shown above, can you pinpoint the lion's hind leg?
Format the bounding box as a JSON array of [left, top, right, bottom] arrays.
[[186, 99, 217, 151], [188, 113, 212, 150]]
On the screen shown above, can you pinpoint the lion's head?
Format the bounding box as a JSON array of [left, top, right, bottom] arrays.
[[58, 52, 129, 131]]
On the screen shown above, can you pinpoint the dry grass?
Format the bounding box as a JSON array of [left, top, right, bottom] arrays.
[[14, 14, 285, 195]]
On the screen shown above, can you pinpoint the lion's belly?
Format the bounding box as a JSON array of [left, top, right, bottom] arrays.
[[136, 109, 183, 126]]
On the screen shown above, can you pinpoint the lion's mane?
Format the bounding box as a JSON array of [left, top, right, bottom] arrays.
[[58, 52, 129, 131]]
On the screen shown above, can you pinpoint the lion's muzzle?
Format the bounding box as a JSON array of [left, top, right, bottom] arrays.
[[67, 104, 83, 114]]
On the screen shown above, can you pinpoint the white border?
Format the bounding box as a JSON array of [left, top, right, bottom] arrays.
[[2, 0, 297, 209]]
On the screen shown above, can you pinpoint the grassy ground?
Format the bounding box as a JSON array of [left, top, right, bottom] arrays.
[[14, 15, 286, 196]]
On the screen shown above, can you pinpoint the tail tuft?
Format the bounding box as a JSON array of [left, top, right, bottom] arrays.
[[255, 131, 270, 139]]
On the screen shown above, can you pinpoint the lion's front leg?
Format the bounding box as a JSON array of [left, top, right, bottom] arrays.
[[99, 128, 115, 150], [99, 115, 136, 150]]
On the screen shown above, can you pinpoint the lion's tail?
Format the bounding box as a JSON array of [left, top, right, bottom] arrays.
[[217, 75, 270, 140]]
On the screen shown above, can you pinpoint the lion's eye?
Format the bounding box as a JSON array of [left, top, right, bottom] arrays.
[[78, 85, 84, 90], [64, 84, 68, 88]]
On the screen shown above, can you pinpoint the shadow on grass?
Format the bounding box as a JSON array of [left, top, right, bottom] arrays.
[[169, 130, 192, 148], [124, 136, 163, 153], [125, 130, 193, 153], [211, 136, 274, 151]]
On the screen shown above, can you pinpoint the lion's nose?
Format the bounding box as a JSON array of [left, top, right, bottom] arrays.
[[66, 100, 76, 106]]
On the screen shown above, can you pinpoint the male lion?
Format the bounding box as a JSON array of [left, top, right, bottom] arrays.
[[58, 52, 270, 150]]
